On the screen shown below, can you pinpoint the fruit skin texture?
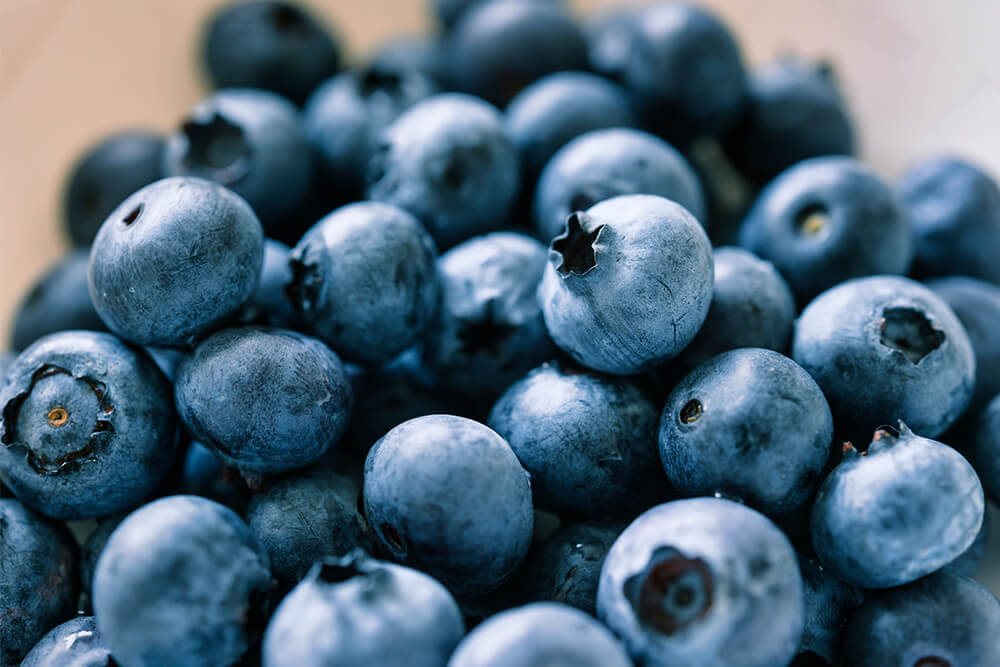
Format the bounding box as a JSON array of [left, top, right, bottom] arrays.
[[443, 0, 588, 108], [597, 497, 803, 667], [287, 201, 440, 365], [202, 0, 341, 106], [792, 275, 974, 441], [19, 616, 112, 667], [363, 415, 533, 597], [10, 250, 107, 352], [62, 130, 165, 247], [841, 572, 1000, 667], [899, 156, 1000, 283], [263, 551, 464, 667], [448, 602, 632, 667], [810, 424, 984, 589], [164, 89, 313, 235], [175, 327, 353, 474], [659, 348, 833, 521], [533, 127, 706, 242], [973, 394, 1000, 505], [538, 194, 714, 375], [94, 495, 272, 667], [88, 177, 264, 348], [0, 498, 79, 667], [795, 551, 862, 665], [489, 359, 666, 519], [422, 232, 555, 399], [367, 93, 520, 249], [0, 331, 176, 520], [740, 156, 913, 304]]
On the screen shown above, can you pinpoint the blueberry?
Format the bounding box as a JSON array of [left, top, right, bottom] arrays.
[[538, 194, 713, 375], [175, 327, 352, 476], [722, 58, 854, 184], [19, 615, 111, 667], [740, 156, 913, 304], [88, 177, 264, 348], [443, 0, 587, 107], [667, 246, 796, 380], [899, 156, 1000, 282], [792, 275, 974, 440], [0, 331, 176, 519], [176, 441, 252, 513], [303, 64, 438, 201], [489, 359, 666, 519], [810, 423, 984, 588], [144, 346, 187, 382], [422, 232, 555, 399], [597, 497, 803, 667], [363, 415, 533, 597], [972, 394, 1000, 505], [263, 550, 464, 667], [239, 239, 303, 330], [585, 8, 638, 79], [449, 602, 632, 667], [287, 202, 440, 365], [533, 127, 706, 242], [368, 36, 447, 87], [795, 551, 863, 665], [94, 496, 272, 667], [927, 276, 1000, 419], [659, 348, 833, 522], [841, 572, 1000, 666], [247, 469, 369, 598], [202, 0, 341, 106], [622, 3, 747, 146], [78, 512, 125, 614], [943, 518, 989, 578], [517, 520, 624, 615], [0, 498, 79, 667], [9, 250, 107, 352], [505, 71, 636, 181], [164, 89, 313, 236], [62, 130, 165, 247], [366, 93, 520, 249]]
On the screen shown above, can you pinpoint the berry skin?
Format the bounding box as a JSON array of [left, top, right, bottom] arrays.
[[538, 194, 713, 375], [972, 393, 1000, 505], [795, 551, 863, 665], [810, 424, 984, 589], [19, 616, 112, 667], [597, 497, 804, 667]]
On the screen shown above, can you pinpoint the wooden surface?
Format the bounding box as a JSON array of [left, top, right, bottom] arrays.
[[2, 0, 999, 588]]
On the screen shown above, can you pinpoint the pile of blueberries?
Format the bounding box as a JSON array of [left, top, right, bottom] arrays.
[[4, 0, 1000, 665]]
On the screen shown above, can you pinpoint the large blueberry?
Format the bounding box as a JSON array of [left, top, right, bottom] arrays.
[[263, 551, 464, 667], [723, 58, 854, 184], [899, 156, 1000, 282], [505, 71, 635, 181], [534, 128, 706, 242], [287, 202, 440, 365], [239, 239, 303, 330], [247, 469, 369, 598], [202, 1, 341, 106], [10, 250, 107, 352], [442, 0, 587, 107], [93, 496, 272, 667], [175, 327, 352, 475], [622, 3, 747, 145], [449, 602, 632, 667], [88, 177, 264, 348], [810, 424, 984, 588], [0, 331, 176, 520], [0, 498, 78, 667], [841, 572, 1000, 666], [19, 616, 111, 667], [422, 232, 555, 399], [740, 157, 912, 304], [973, 394, 1000, 505], [164, 89, 312, 236], [538, 194, 713, 375], [62, 130, 165, 247], [489, 359, 666, 518], [659, 348, 833, 522], [597, 497, 803, 667], [792, 275, 974, 440], [363, 415, 533, 597], [927, 276, 1000, 419], [795, 551, 862, 665], [367, 93, 520, 249]]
